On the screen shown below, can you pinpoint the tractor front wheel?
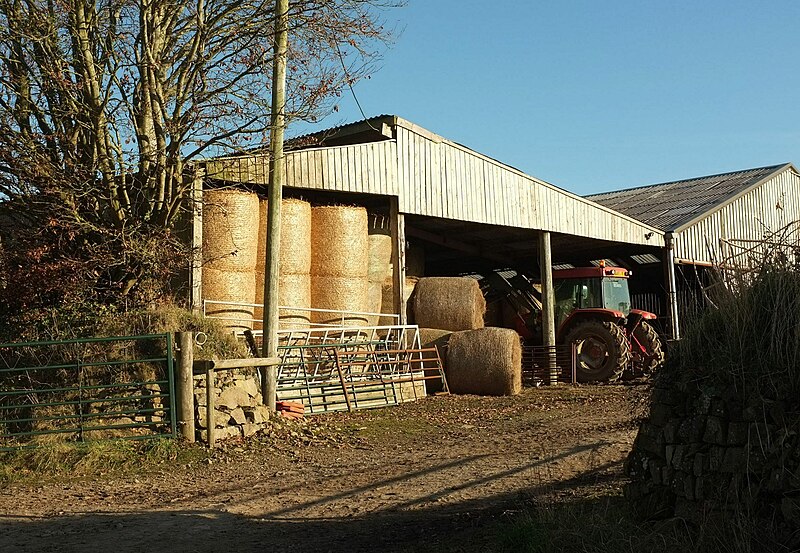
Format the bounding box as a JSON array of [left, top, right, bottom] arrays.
[[564, 320, 630, 382]]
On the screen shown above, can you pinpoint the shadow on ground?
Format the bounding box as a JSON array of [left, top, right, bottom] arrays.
[[0, 442, 624, 553]]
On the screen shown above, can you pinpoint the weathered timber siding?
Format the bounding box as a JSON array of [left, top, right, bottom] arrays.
[[673, 169, 800, 264], [204, 126, 662, 247], [395, 126, 660, 246], [205, 141, 399, 196]]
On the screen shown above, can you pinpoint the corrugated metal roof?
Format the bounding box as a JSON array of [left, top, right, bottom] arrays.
[[586, 164, 790, 231]]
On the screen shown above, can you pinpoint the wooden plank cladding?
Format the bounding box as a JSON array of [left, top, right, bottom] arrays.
[[202, 116, 663, 248], [204, 141, 400, 196]]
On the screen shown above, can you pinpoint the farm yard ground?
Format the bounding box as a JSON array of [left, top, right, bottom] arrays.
[[0, 385, 647, 553]]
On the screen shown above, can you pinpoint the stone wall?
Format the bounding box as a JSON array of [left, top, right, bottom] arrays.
[[626, 371, 800, 528], [193, 369, 273, 442]]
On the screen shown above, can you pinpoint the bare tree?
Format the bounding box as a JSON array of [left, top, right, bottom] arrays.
[[0, 0, 395, 314]]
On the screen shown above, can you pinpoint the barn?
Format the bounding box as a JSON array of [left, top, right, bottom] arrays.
[[588, 163, 800, 339], [195, 115, 665, 337]]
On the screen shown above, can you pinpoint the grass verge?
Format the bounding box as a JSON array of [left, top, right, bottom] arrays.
[[0, 438, 208, 487]]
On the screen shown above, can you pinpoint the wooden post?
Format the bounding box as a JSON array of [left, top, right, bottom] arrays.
[[190, 168, 204, 314], [206, 367, 216, 448], [539, 231, 558, 385], [176, 332, 195, 443], [390, 197, 407, 325], [260, 0, 289, 413]]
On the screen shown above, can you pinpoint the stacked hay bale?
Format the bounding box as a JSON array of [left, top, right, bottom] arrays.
[[202, 189, 260, 332], [412, 277, 486, 331], [378, 242, 425, 325], [446, 328, 522, 396], [254, 198, 312, 329], [310, 205, 369, 326], [367, 217, 393, 326]]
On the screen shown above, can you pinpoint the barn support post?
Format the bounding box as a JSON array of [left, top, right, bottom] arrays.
[[190, 167, 204, 314], [665, 233, 681, 341], [539, 231, 558, 384], [390, 197, 408, 325]]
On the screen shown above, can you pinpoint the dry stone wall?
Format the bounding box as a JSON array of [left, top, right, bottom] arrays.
[[193, 369, 272, 442], [626, 370, 800, 530]]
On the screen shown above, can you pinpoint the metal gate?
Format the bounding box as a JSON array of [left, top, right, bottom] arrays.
[[0, 334, 176, 450]]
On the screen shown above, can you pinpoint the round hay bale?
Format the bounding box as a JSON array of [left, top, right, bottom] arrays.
[[368, 231, 392, 283], [311, 205, 368, 278], [254, 271, 311, 329], [406, 242, 425, 276], [311, 275, 369, 326], [256, 198, 312, 274], [279, 273, 311, 328], [379, 276, 418, 326], [446, 327, 522, 396], [203, 267, 256, 331], [203, 189, 259, 271], [365, 279, 384, 326], [412, 277, 486, 332]]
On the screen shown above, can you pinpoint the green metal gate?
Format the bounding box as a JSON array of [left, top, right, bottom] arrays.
[[0, 334, 176, 450]]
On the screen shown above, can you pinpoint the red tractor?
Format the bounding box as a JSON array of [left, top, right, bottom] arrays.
[[485, 265, 665, 382], [550, 265, 664, 382]]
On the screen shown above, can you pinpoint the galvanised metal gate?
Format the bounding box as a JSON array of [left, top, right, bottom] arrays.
[[0, 334, 176, 450]]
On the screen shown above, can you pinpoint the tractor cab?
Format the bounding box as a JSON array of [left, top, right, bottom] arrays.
[[553, 266, 633, 330]]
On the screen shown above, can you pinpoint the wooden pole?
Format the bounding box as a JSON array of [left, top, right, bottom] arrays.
[[539, 231, 558, 385], [390, 197, 407, 325], [206, 367, 215, 447], [176, 332, 195, 442], [261, 0, 289, 413]]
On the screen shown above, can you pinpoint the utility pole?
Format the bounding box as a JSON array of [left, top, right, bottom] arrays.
[[261, 0, 289, 413]]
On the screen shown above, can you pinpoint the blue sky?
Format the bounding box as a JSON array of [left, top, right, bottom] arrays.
[[289, 1, 800, 196]]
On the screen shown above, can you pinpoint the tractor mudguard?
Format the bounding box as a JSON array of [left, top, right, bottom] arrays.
[[557, 308, 625, 342]]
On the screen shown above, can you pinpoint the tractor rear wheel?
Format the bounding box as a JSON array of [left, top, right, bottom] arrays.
[[631, 321, 665, 376], [564, 320, 630, 382]]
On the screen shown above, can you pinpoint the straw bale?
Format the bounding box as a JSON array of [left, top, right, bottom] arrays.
[[406, 243, 425, 276], [412, 277, 486, 332], [365, 279, 384, 326], [203, 267, 256, 331], [368, 231, 392, 282], [203, 189, 259, 271], [279, 273, 311, 328], [446, 328, 522, 396], [254, 271, 311, 329], [311, 205, 368, 278], [379, 276, 418, 326], [256, 198, 312, 274], [311, 275, 369, 326]]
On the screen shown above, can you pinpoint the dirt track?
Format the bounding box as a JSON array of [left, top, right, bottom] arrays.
[[0, 385, 645, 553]]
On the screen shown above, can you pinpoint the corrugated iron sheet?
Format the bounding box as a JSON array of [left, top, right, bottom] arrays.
[[586, 164, 789, 231]]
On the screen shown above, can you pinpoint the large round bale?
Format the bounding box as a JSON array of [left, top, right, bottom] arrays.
[[203, 267, 256, 332], [256, 198, 312, 274], [311, 205, 369, 278], [412, 277, 486, 332], [366, 228, 392, 325], [406, 242, 425, 276], [379, 276, 418, 326], [203, 189, 259, 271], [311, 276, 369, 326], [446, 328, 522, 396], [254, 271, 311, 329]]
